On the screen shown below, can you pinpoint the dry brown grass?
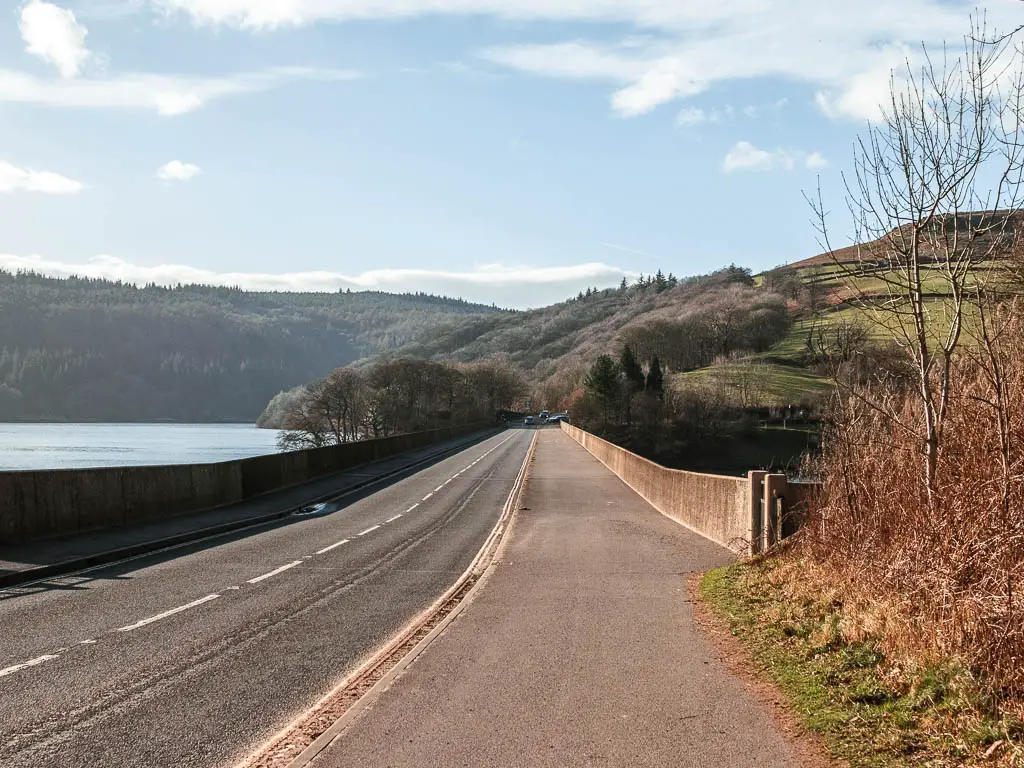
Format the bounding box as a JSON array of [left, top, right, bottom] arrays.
[[801, 306, 1024, 709]]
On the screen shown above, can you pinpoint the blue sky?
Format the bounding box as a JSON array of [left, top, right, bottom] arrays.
[[0, 0, 1019, 308]]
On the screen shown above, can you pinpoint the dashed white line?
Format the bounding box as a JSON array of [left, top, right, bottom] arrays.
[[422, 493, 433, 501], [406, 503, 419, 513], [247, 560, 304, 585], [433, 485, 445, 493], [78, 639, 97, 645], [316, 539, 350, 555], [385, 514, 403, 523], [357, 525, 381, 537], [0, 654, 60, 679], [117, 594, 221, 632]]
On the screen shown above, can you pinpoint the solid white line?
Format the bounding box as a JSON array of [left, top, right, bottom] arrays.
[[422, 493, 433, 501], [316, 539, 350, 555], [117, 594, 221, 632], [385, 514, 403, 523], [358, 525, 381, 536], [0, 654, 59, 679]]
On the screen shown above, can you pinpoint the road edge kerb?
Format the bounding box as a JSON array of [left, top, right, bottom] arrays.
[[235, 429, 538, 768], [0, 429, 502, 591]]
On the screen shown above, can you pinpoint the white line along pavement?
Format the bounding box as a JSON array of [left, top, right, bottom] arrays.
[[0, 653, 60, 679], [422, 493, 433, 501], [357, 525, 381, 537], [247, 561, 303, 585], [316, 539, 350, 555], [385, 514, 402, 523], [117, 594, 221, 632]]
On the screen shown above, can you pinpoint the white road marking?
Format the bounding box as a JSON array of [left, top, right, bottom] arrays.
[[358, 525, 381, 536], [316, 539, 350, 555], [422, 493, 433, 501], [78, 639, 97, 645], [406, 503, 419, 512], [117, 594, 221, 632], [0, 654, 59, 679], [247, 561, 303, 585], [385, 514, 403, 523], [433, 485, 444, 493], [226, 586, 240, 591]]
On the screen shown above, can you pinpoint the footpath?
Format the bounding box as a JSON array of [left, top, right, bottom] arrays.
[[311, 428, 800, 768], [0, 431, 494, 586]]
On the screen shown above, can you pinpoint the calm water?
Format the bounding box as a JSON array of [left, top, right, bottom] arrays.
[[0, 423, 283, 471]]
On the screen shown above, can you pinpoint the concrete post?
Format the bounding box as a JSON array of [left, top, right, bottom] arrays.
[[747, 471, 767, 555], [763, 474, 789, 549]]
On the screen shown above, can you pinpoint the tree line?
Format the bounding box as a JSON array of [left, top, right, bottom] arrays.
[[260, 357, 528, 449], [0, 271, 502, 422]]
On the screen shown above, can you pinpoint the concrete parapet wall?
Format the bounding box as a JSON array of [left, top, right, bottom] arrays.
[[560, 422, 751, 553], [0, 422, 493, 546], [560, 422, 817, 554]]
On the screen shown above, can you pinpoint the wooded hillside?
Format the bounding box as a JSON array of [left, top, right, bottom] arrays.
[[0, 271, 504, 422]]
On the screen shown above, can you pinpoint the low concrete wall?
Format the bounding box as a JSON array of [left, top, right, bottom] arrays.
[[560, 422, 752, 553], [0, 422, 494, 546], [560, 422, 817, 554]]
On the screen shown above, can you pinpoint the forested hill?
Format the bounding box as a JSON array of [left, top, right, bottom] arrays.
[[364, 267, 793, 409], [0, 271, 504, 422]]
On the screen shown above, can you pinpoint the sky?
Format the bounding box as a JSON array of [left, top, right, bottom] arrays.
[[0, 0, 1021, 308]]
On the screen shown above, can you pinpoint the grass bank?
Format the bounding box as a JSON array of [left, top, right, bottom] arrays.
[[700, 560, 1024, 767]]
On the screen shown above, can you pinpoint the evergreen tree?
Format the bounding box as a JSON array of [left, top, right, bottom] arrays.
[[667, 273, 678, 288], [619, 346, 645, 393], [654, 269, 667, 292], [646, 356, 664, 396], [619, 277, 628, 292], [584, 355, 622, 421]]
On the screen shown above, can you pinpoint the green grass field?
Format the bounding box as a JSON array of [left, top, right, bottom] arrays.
[[672, 361, 833, 406]]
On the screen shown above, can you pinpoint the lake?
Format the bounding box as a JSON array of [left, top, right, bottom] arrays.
[[0, 423, 284, 471]]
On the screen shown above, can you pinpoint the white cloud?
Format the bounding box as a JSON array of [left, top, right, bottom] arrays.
[[0, 66, 360, 115], [675, 106, 710, 126], [0, 254, 632, 308], [0, 161, 83, 194], [722, 141, 826, 173], [20, 1, 91, 78], [480, 42, 646, 82], [157, 160, 202, 181], [805, 152, 829, 170], [168, 0, 1007, 121]]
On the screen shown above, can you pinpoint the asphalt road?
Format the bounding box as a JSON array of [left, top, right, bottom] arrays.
[[0, 428, 533, 768], [313, 428, 799, 768]]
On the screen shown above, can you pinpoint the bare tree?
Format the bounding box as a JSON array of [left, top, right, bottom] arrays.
[[809, 20, 1024, 503]]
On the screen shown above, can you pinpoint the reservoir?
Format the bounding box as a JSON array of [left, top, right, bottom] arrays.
[[0, 423, 283, 470]]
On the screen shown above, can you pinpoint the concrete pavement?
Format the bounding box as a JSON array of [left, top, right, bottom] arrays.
[[312, 427, 800, 768], [0, 429, 533, 768]]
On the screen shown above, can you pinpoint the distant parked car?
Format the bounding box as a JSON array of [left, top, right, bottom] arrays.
[[539, 410, 550, 421], [547, 413, 569, 424], [524, 416, 534, 425]]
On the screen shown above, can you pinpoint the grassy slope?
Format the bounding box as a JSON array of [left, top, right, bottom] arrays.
[[674, 361, 832, 406], [675, 258, 999, 408], [701, 561, 1024, 767]]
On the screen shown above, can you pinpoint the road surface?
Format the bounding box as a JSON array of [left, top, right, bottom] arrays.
[[0, 429, 532, 768], [311, 427, 801, 767]]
